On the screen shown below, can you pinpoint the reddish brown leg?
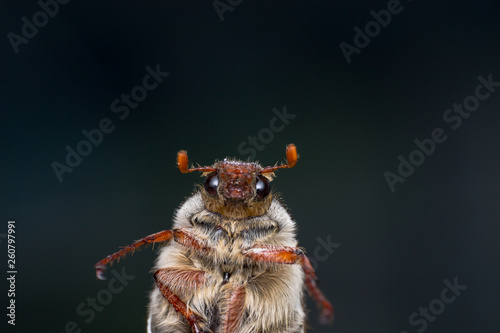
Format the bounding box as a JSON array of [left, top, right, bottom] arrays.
[[95, 230, 173, 279], [224, 286, 246, 333], [242, 245, 334, 324], [301, 254, 334, 324], [154, 268, 211, 333], [95, 228, 210, 280], [172, 228, 211, 252]]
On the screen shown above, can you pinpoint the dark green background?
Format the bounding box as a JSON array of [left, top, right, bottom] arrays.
[[2, 1, 500, 332]]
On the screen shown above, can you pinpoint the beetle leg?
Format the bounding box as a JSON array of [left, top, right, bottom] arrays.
[[154, 268, 212, 333], [95, 228, 212, 280], [301, 254, 335, 325], [95, 230, 173, 279], [242, 245, 334, 324], [172, 228, 211, 252], [223, 285, 246, 333]]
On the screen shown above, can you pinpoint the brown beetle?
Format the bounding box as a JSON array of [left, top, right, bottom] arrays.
[[95, 144, 333, 332]]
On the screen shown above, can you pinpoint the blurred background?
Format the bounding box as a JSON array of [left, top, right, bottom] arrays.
[[1, 1, 500, 332]]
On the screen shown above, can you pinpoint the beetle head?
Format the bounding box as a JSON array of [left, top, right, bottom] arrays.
[[177, 144, 298, 218]]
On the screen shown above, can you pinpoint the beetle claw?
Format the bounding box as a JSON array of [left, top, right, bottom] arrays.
[[95, 265, 107, 280]]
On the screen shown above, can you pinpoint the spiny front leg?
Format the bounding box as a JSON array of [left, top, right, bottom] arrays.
[[242, 244, 334, 324], [154, 268, 211, 333], [95, 230, 173, 279], [95, 228, 210, 280]]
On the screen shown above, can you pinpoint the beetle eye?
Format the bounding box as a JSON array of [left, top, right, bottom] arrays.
[[204, 173, 219, 196], [255, 175, 270, 199]]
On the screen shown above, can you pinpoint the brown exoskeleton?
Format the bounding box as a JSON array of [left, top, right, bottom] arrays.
[[95, 144, 333, 333]]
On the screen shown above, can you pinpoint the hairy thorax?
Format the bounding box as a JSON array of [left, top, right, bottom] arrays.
[[189, 207, 281, 284], [149, 193, 305, 333]]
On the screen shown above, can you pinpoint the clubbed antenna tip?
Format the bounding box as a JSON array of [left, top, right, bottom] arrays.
[[261, 143, 298, 174]]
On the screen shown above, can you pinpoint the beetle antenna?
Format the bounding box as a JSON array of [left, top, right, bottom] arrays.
[[261, 143, 298, 174], [177, 150, 217, 174]]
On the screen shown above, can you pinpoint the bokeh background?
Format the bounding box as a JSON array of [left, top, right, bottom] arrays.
[[2, 1, 500, 332]]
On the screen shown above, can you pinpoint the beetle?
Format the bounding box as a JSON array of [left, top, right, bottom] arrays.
[[95, 144, 333, 332]]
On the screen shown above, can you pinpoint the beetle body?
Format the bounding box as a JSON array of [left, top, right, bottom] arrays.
[[148, 191, 305, 333], [96, 144, 333, 333]]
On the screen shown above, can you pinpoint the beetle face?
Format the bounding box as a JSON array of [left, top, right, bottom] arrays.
[[177, 144, 296, 217], [203, 161, 270, 203]]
